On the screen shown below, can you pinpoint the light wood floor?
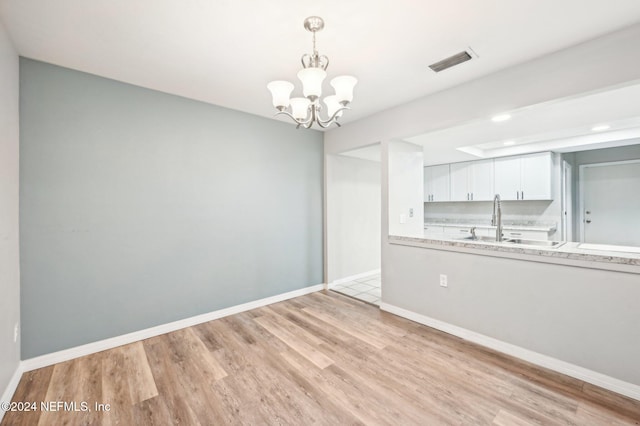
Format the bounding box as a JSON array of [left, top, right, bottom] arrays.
[[3, 291, 640, 425]]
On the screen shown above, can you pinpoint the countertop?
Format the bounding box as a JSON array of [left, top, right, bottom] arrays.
[[389, 232, 640, 274]]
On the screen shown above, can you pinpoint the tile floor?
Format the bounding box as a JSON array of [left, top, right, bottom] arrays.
[[331, 273, 381, 306]]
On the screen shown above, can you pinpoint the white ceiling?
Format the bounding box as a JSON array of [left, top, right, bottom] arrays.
[[2, 1, 640, 129]]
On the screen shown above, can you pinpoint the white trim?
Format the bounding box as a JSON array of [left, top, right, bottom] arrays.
[[0, 364, 24, 423], [328, 269, 381, 288], [21, 284, 324, 372], [380, 302, 640, 402]]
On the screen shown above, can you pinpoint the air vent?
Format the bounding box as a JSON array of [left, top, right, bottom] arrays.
[[429, 51, 473, 73]]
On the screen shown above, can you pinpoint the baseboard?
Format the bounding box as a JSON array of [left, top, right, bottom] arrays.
[[21, 283, 325, 372], [380, 302, 640, 402], [329, 269, 381, 287], [0, 363, 24, 423]]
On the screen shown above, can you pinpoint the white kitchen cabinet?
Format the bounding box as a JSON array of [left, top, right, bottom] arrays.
[[450, 160, 494, 201], [494, 152, 553, 200], [443, 225, 475, 237], [423, 164, 450, 202]]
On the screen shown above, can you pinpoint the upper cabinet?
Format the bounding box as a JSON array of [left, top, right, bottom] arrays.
[[424, 164, 450, 202], [450, 159, 494, 201], [494, 152, 553, 200], [424, 152, 554, 203]]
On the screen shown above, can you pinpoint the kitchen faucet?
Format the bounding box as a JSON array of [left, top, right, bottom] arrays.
[[492, 194, 503, 242]]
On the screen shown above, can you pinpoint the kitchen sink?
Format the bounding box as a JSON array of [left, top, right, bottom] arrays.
[[503, 238, 565, 248], [461, 235, 565, 248], [460, 235, 502, 243]]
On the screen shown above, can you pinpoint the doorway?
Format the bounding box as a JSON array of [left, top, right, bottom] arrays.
[[326, 143, 382, 306], [579, 159, 640, 246]]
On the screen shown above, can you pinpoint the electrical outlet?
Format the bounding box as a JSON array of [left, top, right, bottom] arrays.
[[439, 274, 448, 287], [13, 323, 19, 343], [409, 208, 414, 218]]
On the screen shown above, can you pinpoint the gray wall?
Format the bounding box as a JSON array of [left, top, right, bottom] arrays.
[[0, 21, 20, 398], [573, 142, 640, 165], [20, 58, 323, 358], [383, 243, 640, 386]]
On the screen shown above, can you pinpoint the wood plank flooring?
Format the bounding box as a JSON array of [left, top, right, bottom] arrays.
[[3, 290, 640, 425]]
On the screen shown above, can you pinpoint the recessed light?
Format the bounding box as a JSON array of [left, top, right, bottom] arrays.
[[591, 124, 610, 132], [491, 114, 511, 123], [503, 141, 515, 146]]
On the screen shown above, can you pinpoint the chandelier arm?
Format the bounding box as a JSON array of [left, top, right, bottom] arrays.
[[274, 110, 312, 127], [316, 106, 350, 127], [303, 106, 318, 129]]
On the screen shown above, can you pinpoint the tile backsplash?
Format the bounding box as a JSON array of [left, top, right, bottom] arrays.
[[424, 200, 560, 227]]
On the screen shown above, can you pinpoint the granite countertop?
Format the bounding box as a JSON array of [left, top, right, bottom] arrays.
[[389, 233, 640, 272], [424, 219, 556, 233]]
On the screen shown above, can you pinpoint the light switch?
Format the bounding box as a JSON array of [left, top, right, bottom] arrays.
[[400, 214, 407, 224]]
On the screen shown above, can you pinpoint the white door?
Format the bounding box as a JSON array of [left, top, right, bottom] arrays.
[[424, 164, 450, 202], [431, 164, 450, 202], [581, 160, 640, 246], [449, 162, 470, 201], [470, 159, 494, 201], [423, 166, 432, 202], [494, 156, 521, 200], [521, 152, 552, 200]]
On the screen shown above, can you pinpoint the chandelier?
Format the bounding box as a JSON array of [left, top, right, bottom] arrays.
[[267, 16, 357, 129]]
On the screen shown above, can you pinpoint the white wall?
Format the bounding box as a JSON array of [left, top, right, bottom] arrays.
[[326, 154, 381, 282], [0, 20, 20, 402], [388, 141, 424, 237]]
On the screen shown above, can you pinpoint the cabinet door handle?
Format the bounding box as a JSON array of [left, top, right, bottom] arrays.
[[516, 191, 519, 200], [510, 232, 522, 236], [521, 191, 524, 200], [471, 193, 474, 201]]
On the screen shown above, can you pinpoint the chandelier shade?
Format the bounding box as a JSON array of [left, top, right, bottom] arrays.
[[323, 95, 342, 118], [297, 68, 327, 100], [330, 76, 358, 104], [267, 81, 294, 109], [290, 97, 311, 120], [267, 16, 357, 129]]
